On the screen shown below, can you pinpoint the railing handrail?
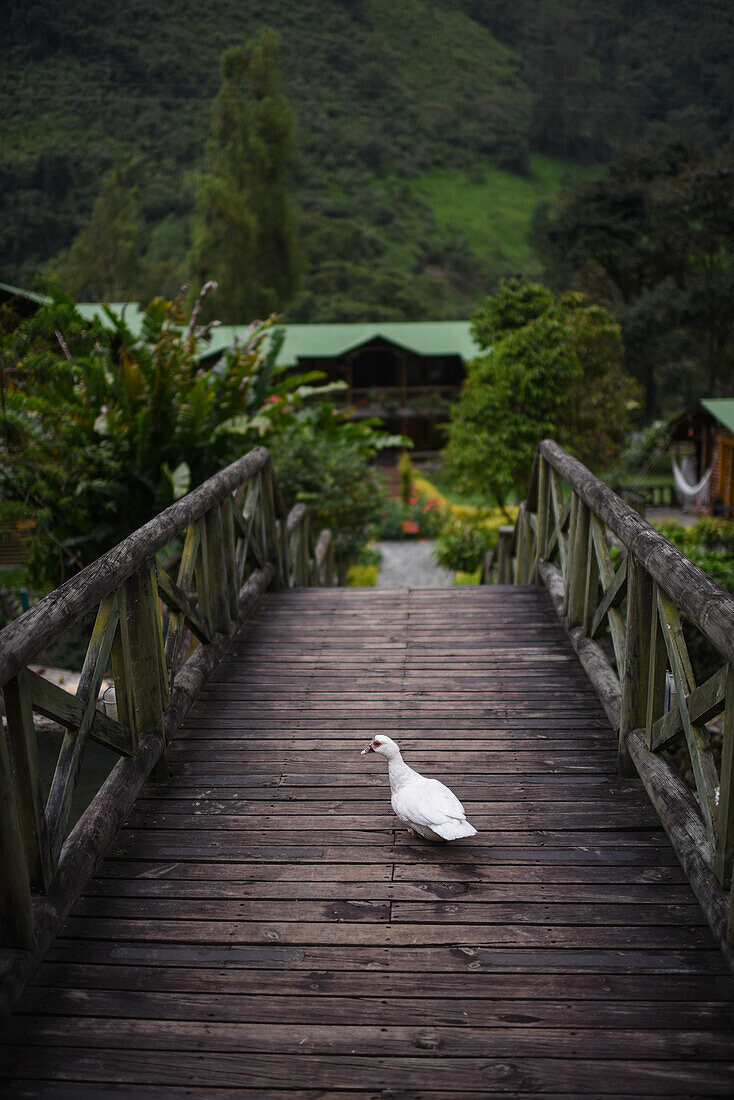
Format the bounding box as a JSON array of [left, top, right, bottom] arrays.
[[538, 439, 734, 666], [0, 444, 336, 996], [0, 447, 273, 687], [490, 438, 734, 971]]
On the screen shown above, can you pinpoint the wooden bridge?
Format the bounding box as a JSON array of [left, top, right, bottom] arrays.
[[2, 442, 734, 1096]]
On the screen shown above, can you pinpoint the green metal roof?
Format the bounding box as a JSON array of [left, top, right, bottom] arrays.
[[76, 301, 146, 334], [0, 284, 147, 334], [701, 398, 734, 434], [205, 321, 481, 366], [1, 284, 480, 364], [0, 281, 48, 305]]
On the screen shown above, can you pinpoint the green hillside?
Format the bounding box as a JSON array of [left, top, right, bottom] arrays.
[[2, 0, 733, 317]]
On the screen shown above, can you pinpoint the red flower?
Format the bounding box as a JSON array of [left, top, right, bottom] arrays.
[[401, 520, 420, 535]]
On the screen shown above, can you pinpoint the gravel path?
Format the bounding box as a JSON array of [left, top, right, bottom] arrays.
[[375, 540, 454, 587]]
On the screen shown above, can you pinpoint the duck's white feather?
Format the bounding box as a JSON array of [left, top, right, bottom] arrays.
[[364, 735, 477, 842], [392, 776, 466, 828]]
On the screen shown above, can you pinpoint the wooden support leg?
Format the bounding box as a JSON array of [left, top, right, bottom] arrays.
[[0, 706, 36, 949], [619, 558, 653, 777], [715, 665, 734, 889]]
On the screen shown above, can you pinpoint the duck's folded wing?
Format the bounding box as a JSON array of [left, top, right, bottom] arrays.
[[393, 777, 468, 827]]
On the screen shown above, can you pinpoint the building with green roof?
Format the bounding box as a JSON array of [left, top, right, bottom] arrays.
[[670, 399, 734, 514], [204, 320, 481, 454], [1, 281, 479, 454]]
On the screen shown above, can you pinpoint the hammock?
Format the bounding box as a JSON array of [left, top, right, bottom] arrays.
[[671, 454, 713, 506]]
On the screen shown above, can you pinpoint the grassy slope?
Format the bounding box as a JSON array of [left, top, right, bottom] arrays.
[[400, 156, 600, 279]]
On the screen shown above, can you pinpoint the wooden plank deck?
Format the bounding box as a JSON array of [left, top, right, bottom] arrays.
[[3, 584, 734, 1097]]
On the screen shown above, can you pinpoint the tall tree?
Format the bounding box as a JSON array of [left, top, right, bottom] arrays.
[[191, 30, 301, 321], [443, 277, 638, 507], [48, 167, 145, 300]]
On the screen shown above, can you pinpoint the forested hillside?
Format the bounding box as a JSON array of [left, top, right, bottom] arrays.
[[3, 0, 734, 318]]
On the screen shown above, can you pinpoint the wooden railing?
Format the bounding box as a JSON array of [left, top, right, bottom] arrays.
[[0, 446, 334, 972], [486, 439, 734, 960], [342, 385, 459, 409]]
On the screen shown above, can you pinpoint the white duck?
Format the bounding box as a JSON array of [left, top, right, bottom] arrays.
[[361, 735, 477, 841]]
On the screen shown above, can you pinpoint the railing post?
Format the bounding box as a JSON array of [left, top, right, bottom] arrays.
[[533, 456, 549, 581], [121, 564, 168, 743], [3, 671, 52, 893], [262, 466, 285, 588], [716, 665, 734, 890], [582, 519, 599, 636], [496, 526, 514, 585], [562, 492, 579, 618], [566, 498, 590, 628], [515, 504, 530, 583], [0, 717, 35, 948], [619, 557, 653, 777], [221, 495, 239, 623], [204, 502, 233, 635], [645, 579, 668, 747]]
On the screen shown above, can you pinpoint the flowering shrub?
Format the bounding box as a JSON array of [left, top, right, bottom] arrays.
[[433, 519, 496, 573], [374, 485, 446, 539]]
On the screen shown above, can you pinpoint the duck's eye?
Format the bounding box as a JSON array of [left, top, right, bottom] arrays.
[[372, 740, 381, 748]]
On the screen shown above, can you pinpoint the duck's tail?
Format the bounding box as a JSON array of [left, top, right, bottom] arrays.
[[433, 818, 477, 841]]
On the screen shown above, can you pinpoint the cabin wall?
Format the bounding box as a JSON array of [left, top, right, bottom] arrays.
[[712, 429, 734, 513]]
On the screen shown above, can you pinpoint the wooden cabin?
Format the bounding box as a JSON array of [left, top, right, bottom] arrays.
[[207, 321, 480, 456], [669, 399, 734, 515]]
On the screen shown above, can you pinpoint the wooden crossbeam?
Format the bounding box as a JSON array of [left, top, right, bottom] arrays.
[[157, 567, 212, 646], [46, 593, 121, 861], [590, 555, 628, 639], [656, 588, 720, 841], [590, 517, 626, 678], [27, 671, 132, 756], [650, 664, 727, 751]]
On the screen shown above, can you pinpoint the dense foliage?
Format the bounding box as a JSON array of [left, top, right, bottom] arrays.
[[653, 518, 734, 597], [443, 277, 638, 506], [269, 403, 403, 572], [533, 142, 734, 416], [0, 287, 387, 585], [4, 2, 734, 321]]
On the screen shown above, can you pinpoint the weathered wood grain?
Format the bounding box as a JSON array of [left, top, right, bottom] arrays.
[[3, 584, 734, 1098]]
